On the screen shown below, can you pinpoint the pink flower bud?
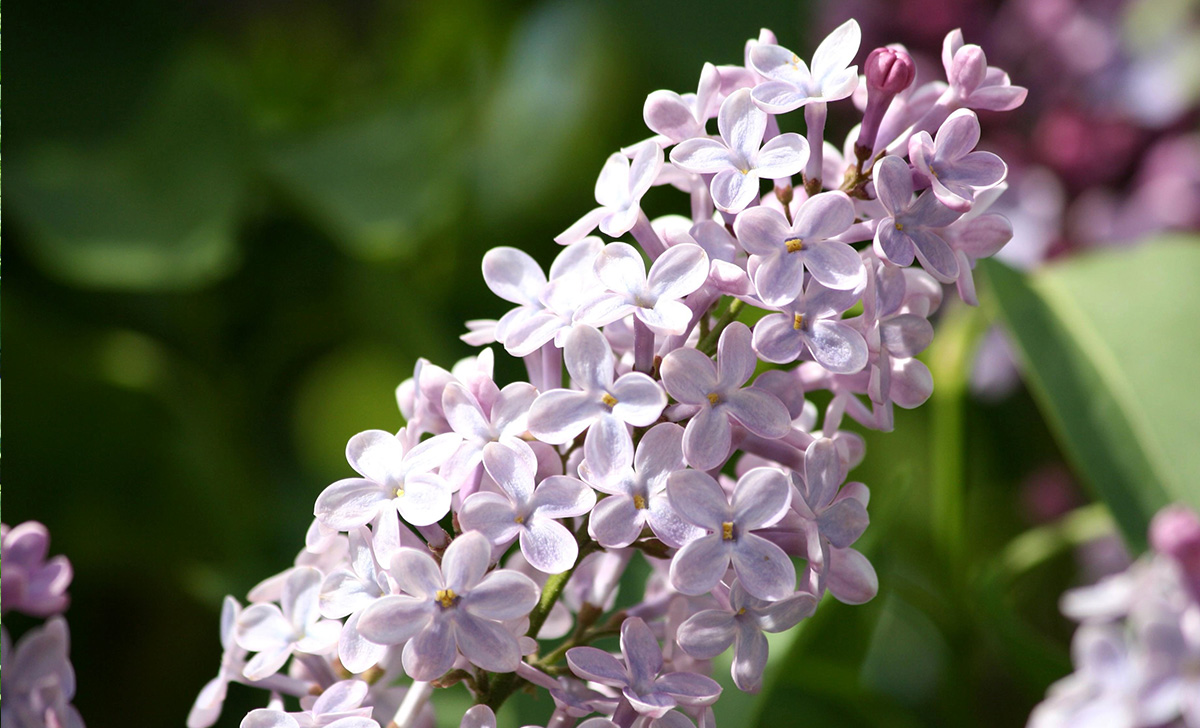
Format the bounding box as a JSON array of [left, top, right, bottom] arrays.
[[1150, 504, 1200, 599], [865, 47, 915, 95]]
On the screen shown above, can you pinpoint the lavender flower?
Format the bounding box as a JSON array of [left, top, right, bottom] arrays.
[[660, 323, 790, 470], [751, 278, 868, 373], [909, 109, 1007, 212], [2, 618, 85, 728], [578, 241, 710, 335], [357, 531, 539, 680], [667, 467, 795, 600], [733, 191, 864, 305], [557, 142, 665, 245], [566, 617, 721, 719], [1, 521, 73, 617], [236, 566, 341, 681], [669, 88, 809, 213], [189, 596, 246, 728], [748, 20, 862, 113], [872, 155, 963, 282], [941, 29, 1028, 113], [241, 679, 379, 728], [644, 62, 721, 145], [459, 440, 595, 574]]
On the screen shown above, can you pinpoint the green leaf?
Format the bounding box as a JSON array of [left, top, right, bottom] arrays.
[[980, 238, 1200, 549]]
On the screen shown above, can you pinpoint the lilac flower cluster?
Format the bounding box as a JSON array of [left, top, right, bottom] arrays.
[[1029, 505, 1200, 728], [193, 21, 1023, 728], [2, 521, 85, 728]]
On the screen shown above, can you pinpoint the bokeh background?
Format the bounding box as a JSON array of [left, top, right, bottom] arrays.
[[5, 0, 1200, 725]]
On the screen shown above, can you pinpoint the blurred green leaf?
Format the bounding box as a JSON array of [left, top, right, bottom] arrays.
[[8, 53, 249, 291], [267, 102, 466, 262], [980, 238, 1200, 549]]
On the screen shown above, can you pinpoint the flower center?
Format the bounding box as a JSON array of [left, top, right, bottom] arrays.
[[394, 485, 405, 498], [721, 521, 735, 541], [514, 515, 525, 524], [707, 392, 721, 406], [633, 494, 647, 510], [785, 237, 805, 253], [601, 392, 619, 409], [737, 607, 747, 616], [793, 313, 805, 330], [894, 221, 905, 231], [435, 588, 459, 609]]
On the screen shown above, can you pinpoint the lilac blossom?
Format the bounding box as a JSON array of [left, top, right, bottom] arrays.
[[527, 325, 666, 446], [318, 528, 394, 674], [236, 566, 341, 681], [872, 155, 963, 282], [581, 422, 702, 549], [748, 20, 862, 113], [676, 580, 817, 692], [941, 29, 1028, 113], [752, 278, 868, 373], [938, 196, 1013, 306], [1, 521, 73, 617], [644, 63, 721, 145], [314, 429, 462, 530], [667, 468, 795, 600], [189, 597, 246, 728], [566, 617, 721, 719], [241, 680, 378, 728], [578, 242, 710, 336], [459, 440, 595, 574], [1, 618, 85, 728], [908, 109, 1007, 212], [733, 191, 864, 305], [660, 323, 790, 470], [669, 89, 809, 213], [791, 439, 870, 578], [557, 142, 664, 245], [441, 380, 538, 491], [356, 531, 539, 680]]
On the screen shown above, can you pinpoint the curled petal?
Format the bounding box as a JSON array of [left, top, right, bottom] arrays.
[[567, 646, 630, 687], [731, 623, 769, 692], [827, 547, 878, 604], [677, 609, 737, 659]]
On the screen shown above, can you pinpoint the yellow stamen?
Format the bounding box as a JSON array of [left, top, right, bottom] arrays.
[[894, 221, 904, 231], [514, 515, 525, 524], [435, 588, 458, 609], [721, 521, 735, 541], [739, 168, 750, 175], [601, 393, 618, 408], [793, 313, 805, 331], [737, 607, 747, 616], [785, 238, 804, 253], [706, 392, 721, 406], [394, 486, 405, 498], [633, 494, 647, 510]]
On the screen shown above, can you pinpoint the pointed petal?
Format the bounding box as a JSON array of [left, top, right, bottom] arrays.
[[811, 19, 861, 82]]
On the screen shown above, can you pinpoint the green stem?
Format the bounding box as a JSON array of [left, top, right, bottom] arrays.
[[697, 299, 745, 355]]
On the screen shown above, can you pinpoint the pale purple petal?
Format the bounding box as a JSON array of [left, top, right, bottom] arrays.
[[683, 407, 733, 471], [639, 299, 694, 336], [595, 152, 631, 208], [818, 498, 869, 549], [826, 547, 878, 604], [567, 646, 630, 687], [394, 474, 452, 527], [808, 320, 869, 374], [237, 604, 293, 653], [557, 208, 610, 246], [752, 314, 806, 364], [811, 19, 861, 83], [873, 156, 913, 215], [881, 314, 933, 358], [482, 247, 545, 305], [750, 44, 810, 87], [750, 81, 809, 114], [756, 590, 818, 632], [402, 614, 456, 681], [464, 570, 540, 620], [670, 535, 731, 596], [731, 623, 769, 692], [521, 517, 580, 574], [874, 223, 916, 267], [458, 492, 521, 545], [531, 476, 596, 518], [648, 244, 709, 301], [752, 251, 805, 306], [460, 705, 498, 728], [909, 229, 961, 283], [400, 433, 464, 478], [622, 617, 665, 689], [717, 89, 765, 161], [628, 141, 664, 200], [670, 139, 736, 174], [315, 479, 389, 530], [804, 438, 844, 510], [583, 416, 634, 484], [677, 609, 737, 659], [590, 495, 646, 548], [731, 468, 791, 528], [357, 596, 432, 645], [716, 322, 757, 389], [528, 389, 602, 445], [648, 497, 704, 548], [804, 240, 864, 291], [724, 388, 791, 439], [565, 325, 616, 391], [732, 206, 790, 257], [610, 373, 668, 426], [948, 152, 1006, 187], [730, 534, 795, 601], [595, 242, 647, 298], [635, 422, 686, 476], [645, 90, 701, 143], [936, 108, 980, 160], [710, 168, 760, 213], [442, 531, 491, 592], [660, 348, 719, 405], [242, 710, 299, 728], [443, 383, 491, 441], [656, 671, 722, 705], [754, 134, 809, 179], [339, 611, 387, 674], [482, 440, 535, 504], [390, 547, 443, 598], [346, 430, 406, 483]]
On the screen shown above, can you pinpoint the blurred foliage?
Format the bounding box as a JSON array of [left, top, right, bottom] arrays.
[[5, 0, 1198, 726]]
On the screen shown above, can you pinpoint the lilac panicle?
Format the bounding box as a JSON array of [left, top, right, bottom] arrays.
[[195, 18, 1026, 727], [1, 521, 73, 617]]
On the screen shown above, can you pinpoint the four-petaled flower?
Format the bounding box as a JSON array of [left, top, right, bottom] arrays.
[[752, 278, 869, 373], [357, 531, 539, 680], [908, 109, 1006, 212], [748, 19, 861, 113], [669, 88, 809, 213], [578, 241, 710, 335], [667, 467, 795, 600], [557, 142, 664, 245], [236, 567, 341, 681], [872, 155, 963, 283], [660, 323, 791, 470], [459, 440, 596, 574]]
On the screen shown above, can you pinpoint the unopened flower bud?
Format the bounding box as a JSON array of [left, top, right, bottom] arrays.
[[1150, 504, 1200, 598], [865, 47, 915, 95]]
